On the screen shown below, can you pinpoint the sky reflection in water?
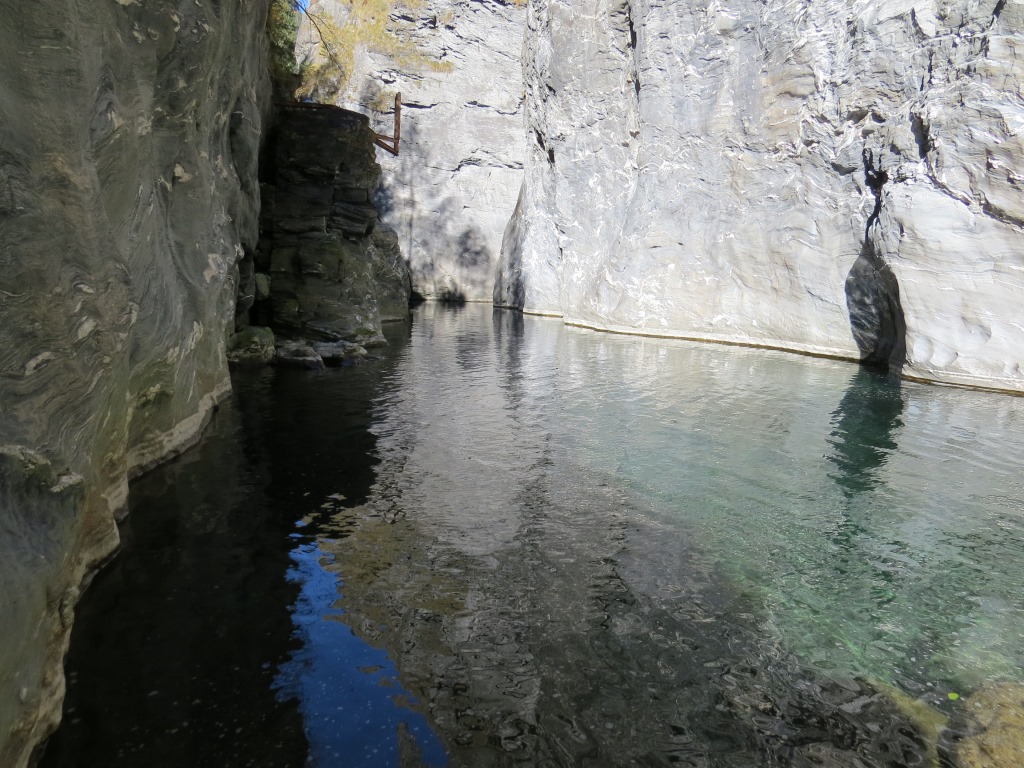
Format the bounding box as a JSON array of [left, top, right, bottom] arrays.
[[274, 539, 447, 768]]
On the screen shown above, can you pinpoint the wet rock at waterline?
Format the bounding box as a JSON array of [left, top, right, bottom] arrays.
[[0, 0, 270, 764], [227, 326, 277, 365], [257, 103, 411, 343], [499, 0, 1024, 393], [274, 342, 327, 370], [270, 339, 369, 370], [312, 340, 369, 365], [956, 684, 1024, 768]]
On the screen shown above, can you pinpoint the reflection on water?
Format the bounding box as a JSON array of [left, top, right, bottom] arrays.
[[273, 542, 446, 767], [43, 303, 1024, 767], [827, 369, 905, 498]]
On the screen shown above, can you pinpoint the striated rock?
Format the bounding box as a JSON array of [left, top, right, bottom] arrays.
[[0, 0, 271, 764], [956, 684, 1024, 768], [499, 0, 1024, 393], [260, 103, 410, 342], [305, 0, 527, 302]]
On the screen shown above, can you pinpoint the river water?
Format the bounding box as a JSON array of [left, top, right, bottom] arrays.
[[42, 304, 1024, 767]]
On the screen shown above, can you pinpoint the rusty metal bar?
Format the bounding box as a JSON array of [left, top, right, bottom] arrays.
[[373, 92, 401, 156]]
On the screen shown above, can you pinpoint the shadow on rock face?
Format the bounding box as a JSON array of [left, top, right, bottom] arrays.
[[845, 240, 907, 373], [456, 227, 490, 270], [436, 288, 467, 304], [492, 184, 528, 310]]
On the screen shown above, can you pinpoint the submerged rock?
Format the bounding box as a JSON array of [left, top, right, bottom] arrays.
[[956, 684, 1024, 768], [872, 681, 948, 768]]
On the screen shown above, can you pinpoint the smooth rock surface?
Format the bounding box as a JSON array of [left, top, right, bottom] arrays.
[[0, 1, 270, 764], [498, 0, 1024, 392], [303, 0, 528, 302]]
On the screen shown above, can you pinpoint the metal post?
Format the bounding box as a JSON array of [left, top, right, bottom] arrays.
[[374, 92, 402, 156]]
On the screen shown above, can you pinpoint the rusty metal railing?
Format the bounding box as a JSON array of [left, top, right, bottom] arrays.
[[373, 93, 401, 156]]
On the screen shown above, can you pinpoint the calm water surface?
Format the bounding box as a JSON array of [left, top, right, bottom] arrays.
[[43, 304, 1024, 766]]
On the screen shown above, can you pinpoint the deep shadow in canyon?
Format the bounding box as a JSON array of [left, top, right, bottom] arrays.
[[38, 326, 414, 768]]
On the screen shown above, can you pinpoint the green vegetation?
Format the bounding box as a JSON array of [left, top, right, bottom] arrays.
[[266, 0, 454, 103], [267, 0, 302, 94]]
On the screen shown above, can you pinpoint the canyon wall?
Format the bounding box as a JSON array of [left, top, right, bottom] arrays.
[[302, 0, 527, 302], [497, 0, 1024, 392], [0, 1, 270, 764], [256, 103, 410, 345]]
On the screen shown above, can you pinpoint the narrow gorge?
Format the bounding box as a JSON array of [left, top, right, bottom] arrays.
[[1, 0, 1023, 766]]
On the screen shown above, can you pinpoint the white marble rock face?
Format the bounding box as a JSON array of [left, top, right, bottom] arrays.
[[497, 0, 1024, 393], [305, 0, 528, 302]]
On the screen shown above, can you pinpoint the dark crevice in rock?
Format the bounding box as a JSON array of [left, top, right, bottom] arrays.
[[982, 200, 1024, 230], [847, 108, 886, 124], [910, 114, 931, 161], [624, 1, 641, 98], [845, 241, 907, 372], [862, 149, 888, 228], [846, 149, 906, 372]]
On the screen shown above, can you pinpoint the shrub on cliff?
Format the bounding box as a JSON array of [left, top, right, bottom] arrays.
[[294, 0, 452, 102], [267, 0, 302, 95]]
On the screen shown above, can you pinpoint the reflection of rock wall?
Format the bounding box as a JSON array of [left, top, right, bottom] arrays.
[[311, 305, 1001, 765], [0, 1, 269, 764], [302, 0, 527, 302], [499, 0, 1024, 393], [257, 104, 410, 344]]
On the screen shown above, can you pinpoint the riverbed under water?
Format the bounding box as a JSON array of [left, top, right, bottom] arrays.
[[42, 304, 1024, 766]]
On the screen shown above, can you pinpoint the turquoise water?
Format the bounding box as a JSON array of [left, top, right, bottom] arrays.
[[43, 303, 1024, 766]]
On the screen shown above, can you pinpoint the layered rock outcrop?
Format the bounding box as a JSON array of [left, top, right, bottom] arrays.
[[255, 102, 409, 343], [0, 1, 270, 764], [498, 0, 1024, 392], [301, 0, 527, 302]]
